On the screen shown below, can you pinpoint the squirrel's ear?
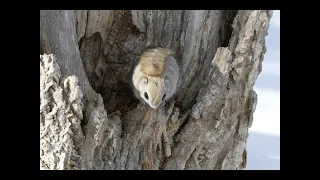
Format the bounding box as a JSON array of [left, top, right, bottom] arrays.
[[142, 76, 148, 85]]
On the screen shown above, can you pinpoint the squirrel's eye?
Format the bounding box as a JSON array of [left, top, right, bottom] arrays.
[[162, 94, 166, 101], [144, 92, 149, 100]]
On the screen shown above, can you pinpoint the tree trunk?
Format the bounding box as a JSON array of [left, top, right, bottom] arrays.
[[40, 10, 272, 170]]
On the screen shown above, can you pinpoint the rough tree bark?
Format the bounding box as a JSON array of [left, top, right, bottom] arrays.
[[40, 10, 271, 170]]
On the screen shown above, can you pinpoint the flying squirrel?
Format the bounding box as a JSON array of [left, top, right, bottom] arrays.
[[132, 47, 180, 109]]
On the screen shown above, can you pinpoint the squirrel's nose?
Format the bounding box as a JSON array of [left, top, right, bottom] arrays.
[[149, 103, 159, 109]]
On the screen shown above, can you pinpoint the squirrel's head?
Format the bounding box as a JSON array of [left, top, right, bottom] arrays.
[[139, 76, 170, 109]]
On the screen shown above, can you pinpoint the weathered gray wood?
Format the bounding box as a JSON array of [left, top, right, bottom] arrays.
[[40, 10, 272, 170], [40, 10, 96, 103]]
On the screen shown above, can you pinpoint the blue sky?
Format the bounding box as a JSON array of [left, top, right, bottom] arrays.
[[245, 10, 280, 170]]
